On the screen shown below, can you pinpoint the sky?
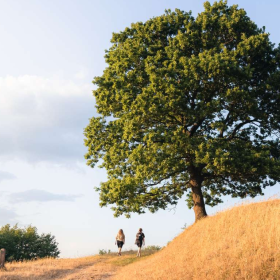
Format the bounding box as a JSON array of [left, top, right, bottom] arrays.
[[0, 0, 279, 258]]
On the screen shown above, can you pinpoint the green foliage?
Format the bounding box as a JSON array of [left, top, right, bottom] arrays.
[[181, 223, 188, 230], [84, 1, 280, 218], [144, 245, 161, 251], [99, 249, 111, 255], [0, 224, 60, 261]]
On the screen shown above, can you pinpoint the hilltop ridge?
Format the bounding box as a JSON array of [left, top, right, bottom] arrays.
[[113, 199, 280, 280]]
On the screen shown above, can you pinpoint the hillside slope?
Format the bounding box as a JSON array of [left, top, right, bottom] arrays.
[[113, 199, 280, 280]]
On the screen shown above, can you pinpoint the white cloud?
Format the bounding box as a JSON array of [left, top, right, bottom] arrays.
[[9, 189, 82, 203], [74, 68, 89, 80], [0, 170, 16, 182], [0, 75, 96, 164]]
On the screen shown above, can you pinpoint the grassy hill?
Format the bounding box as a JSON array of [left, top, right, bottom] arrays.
[[1, 199, 279, 280], [113, 199, 280, 280]]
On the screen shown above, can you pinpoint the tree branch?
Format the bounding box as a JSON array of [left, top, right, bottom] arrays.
[[188, 118, 205, 137], [228, 119, 257, 139]]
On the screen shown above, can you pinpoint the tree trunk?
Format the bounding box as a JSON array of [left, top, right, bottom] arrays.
[[0, 248, 5, 269], [190, 176, 207, 222]]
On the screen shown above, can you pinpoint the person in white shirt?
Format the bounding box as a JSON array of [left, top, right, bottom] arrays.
[[115, 229, 125, 256]]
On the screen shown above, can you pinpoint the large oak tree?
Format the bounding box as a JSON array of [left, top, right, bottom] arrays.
[[84, 1, 280, 221]]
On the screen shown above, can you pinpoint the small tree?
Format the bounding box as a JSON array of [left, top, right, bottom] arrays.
[[0, 224, 60, 261], [84, 1, 280, 221]]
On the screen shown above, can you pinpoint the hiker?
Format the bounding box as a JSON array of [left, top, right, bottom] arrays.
[[115, 229, 125, 256], [135, 228, 145, 257]]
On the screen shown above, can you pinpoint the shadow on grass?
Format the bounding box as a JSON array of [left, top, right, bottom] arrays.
[[109, 249, 161, 267]]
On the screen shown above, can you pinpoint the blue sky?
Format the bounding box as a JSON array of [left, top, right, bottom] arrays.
[[0, 0, 279, 257]]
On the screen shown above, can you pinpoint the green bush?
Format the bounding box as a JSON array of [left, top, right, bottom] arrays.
[[144, 245, 161, 251], [0, 224, 60, 261], [181, 223, 188, 230], [99, 249, 111, 255]]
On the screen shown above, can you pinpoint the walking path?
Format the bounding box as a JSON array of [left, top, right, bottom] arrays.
[[0, 249, 157, 280]]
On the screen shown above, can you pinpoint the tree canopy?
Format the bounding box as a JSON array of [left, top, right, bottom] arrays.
[[84, 0, 280, 221], [0, 224, 60, 261]]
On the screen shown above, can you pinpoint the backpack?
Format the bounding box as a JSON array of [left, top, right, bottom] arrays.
[[136, 232, 144, 242]]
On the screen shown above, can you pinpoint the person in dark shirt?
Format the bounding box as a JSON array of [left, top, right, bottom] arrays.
[[135, 228, 145, 257]]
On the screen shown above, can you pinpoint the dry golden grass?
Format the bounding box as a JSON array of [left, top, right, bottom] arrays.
[[113, 199, 280, 280], [0, 255, 115, 280], [0, 249, 157, 280]]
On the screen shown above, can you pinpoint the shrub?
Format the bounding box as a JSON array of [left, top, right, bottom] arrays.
[[145, 245, 161, 251], [0, 224, 60, 261], [99, 249, 111, 255], [181, 223, 188, 230]]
